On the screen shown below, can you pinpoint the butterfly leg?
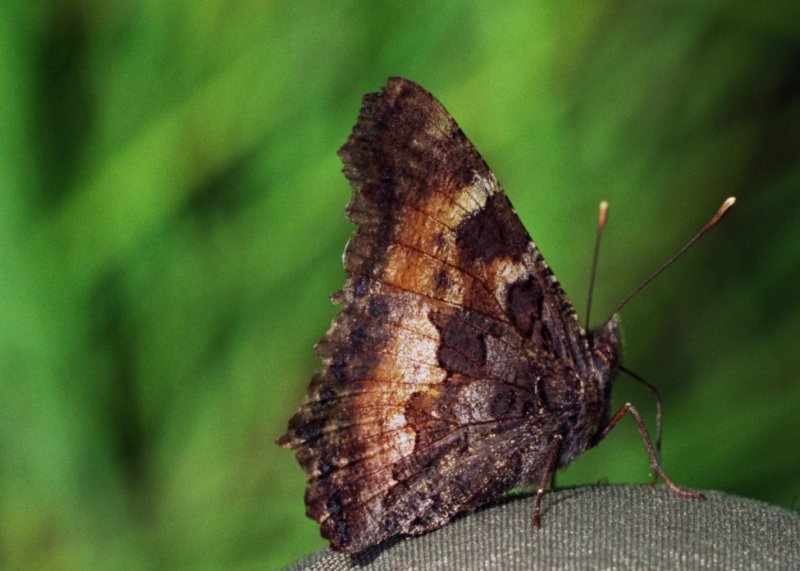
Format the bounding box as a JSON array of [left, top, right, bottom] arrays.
[[533, 434, 563, 528], [595, 402, 704, 499]]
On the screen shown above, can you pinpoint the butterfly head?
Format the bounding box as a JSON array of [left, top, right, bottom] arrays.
[[589, 313, 621, 385]]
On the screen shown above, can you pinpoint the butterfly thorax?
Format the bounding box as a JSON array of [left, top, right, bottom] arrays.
[[552, 314, 621, 469]]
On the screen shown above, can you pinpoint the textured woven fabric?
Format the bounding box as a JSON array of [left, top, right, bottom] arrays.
[[283, 485, 800, 570]]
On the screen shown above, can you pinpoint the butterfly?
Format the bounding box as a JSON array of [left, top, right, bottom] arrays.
[[277, 77, 720, 553]]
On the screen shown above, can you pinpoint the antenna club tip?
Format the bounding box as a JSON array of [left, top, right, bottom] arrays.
[[710, 196, 736, 226], [598, 200, 609, 228]]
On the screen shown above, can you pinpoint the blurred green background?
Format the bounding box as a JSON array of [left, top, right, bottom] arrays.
[[2, 1, 799, 569]]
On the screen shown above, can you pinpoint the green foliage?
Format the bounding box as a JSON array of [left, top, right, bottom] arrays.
[[1, 1, 798, 568]]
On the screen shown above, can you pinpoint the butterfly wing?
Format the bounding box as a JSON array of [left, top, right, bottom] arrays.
[[278, 78, 592, 552]]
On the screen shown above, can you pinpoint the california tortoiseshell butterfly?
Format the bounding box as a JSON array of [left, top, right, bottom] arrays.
[[278, 78, 732, 553]]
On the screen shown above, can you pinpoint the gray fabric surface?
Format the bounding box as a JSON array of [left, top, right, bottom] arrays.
[[284, 485, 800, 570]]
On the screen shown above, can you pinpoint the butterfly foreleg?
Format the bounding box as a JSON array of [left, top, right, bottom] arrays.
[[593, 403, 704, 499]]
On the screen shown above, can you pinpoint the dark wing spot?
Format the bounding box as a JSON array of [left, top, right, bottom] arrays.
[[506, 276, 544, 338], [368, 297, 390, 319], [456, 201, 507, 261], [540, 323, 553, 351], [429, 309, 487, 374], [489, 389, 516, 418], [455, 193, 530, 263], [330, 349, 348, 382], [321, 493, 351, 548], [353, 277, 369, 298], [434, 269, 452, 293], [348, 323, 367, 352]]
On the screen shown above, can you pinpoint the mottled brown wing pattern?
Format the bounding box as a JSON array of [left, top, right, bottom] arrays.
[[278, 78, 593, 553]]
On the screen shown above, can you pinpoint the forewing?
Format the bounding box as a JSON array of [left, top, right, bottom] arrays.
[[278, 78, 584, 552]]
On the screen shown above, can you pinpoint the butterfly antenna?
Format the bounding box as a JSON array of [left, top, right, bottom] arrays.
[[585, 201, 609, 331], [610, 197, 736, 317]]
